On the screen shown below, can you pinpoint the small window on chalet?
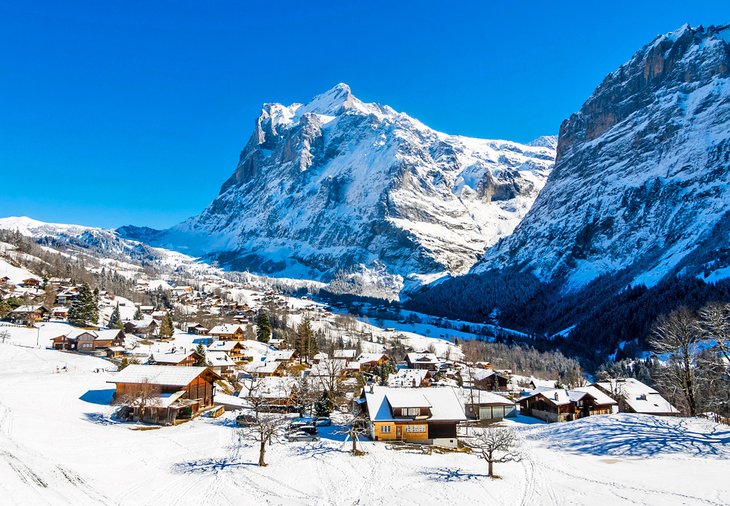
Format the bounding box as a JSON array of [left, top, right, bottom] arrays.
[[403, 407, 420, 417], [381, 425, 391, 433]]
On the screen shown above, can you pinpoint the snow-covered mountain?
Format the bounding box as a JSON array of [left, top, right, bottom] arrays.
[[474, 23, 730, 289], [124, 84, 555, 291]]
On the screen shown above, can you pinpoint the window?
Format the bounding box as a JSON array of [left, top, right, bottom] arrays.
[[403, 407, 420, 417], [380, 425, 391, 433]]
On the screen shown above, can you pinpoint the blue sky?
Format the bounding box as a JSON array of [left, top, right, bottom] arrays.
[[1, 1, 726, 228]]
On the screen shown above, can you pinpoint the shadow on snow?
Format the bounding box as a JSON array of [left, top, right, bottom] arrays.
[[530, 415, 730, 458]]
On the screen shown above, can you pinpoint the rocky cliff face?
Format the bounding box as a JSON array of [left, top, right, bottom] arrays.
[[145, 84, 555, 292], [476, 24, 730, 289]]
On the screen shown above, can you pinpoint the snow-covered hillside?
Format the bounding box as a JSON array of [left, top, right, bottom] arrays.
[[474, 24, 730, 290], [122, 84, 555, 292], [1, 343, 727, 505]]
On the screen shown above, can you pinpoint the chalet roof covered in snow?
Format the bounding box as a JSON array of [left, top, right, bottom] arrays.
[[108, 365, 218, 386], [365, 386, 466, 422], [594, 378, 679, 414], [406, 352, 438, 364], [206, 350, 236, 367], [387, 368, 430, 387], [459, 388, 515, 406], [150, 351, 196, 365], [209, 324, 244, 335]]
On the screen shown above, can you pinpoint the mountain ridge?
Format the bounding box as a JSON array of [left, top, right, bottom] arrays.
[[121, 83, 556, 296]]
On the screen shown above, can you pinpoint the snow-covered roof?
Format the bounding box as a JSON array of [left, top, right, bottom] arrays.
[[268, 349, 295, 361], [530, 377, 557, 389], [238, 376, 297, 399], [594, 378, 678, 414], [206, 350, 236, 367], [207, 340, 243, 352], [406, 352, 438, 364], [523, 386, 617, 407], [387, 368, 430, 387], [248, 361, 284, 374], [459, 388, 515, 406], [10, 304, 45, 313], [333, 349, 357, 359], [95, 329, 124, 341], [365, 386, 466, 422], [209, 324, 244, 335], [358, 352, 386, 364], [151, 351, 195, 365], [109, 365, 217, 386], [573, 385, 617, 406]]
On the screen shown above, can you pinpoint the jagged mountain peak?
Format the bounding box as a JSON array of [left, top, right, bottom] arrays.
[[133, 86, 556, 296]]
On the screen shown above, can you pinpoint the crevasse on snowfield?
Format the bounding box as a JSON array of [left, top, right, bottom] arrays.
[[149, 83, 555, 288], [477, 24, 730, 290]]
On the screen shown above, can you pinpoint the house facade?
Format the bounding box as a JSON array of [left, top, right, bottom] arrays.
[[108, 365, 221, 425], [360, 386, 466, 448], [518, 386, 616, 423]]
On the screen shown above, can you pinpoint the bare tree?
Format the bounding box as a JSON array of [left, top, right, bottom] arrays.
[[237, 376, 288, 467], [699, 302, 730, 363], [0, 330, 10, 344], [113, 380, 161, 421], [649, 307, 702, 416], [470, 426, 521, 478], [335, 413, 369, 455]]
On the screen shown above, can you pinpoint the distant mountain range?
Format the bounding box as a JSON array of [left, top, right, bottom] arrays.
[[3, 23, 729, 345], [408, 23, 730, 359], [119, 83, 556, 297]]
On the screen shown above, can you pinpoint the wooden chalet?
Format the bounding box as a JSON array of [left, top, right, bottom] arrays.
[[356, 352, 389, 372], [77, 329, 126, 353], [593, 378, 679, 416], [207, 340, 248, 361], [518, 386, 616, 423], [405, 352, 439, 371], [387, 368, 433, 388], [186, 323, 210, 335], [8, 305, 49, 325], [21, 278, 41, 287], [473, 370, 511, 392], [359, 386, 466, 448], [108, 365, 221, 425], [208, 324, 245, 341]]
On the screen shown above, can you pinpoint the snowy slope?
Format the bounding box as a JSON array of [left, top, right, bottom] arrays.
[[475, 24, 730, 290], [1, 344, 728, 505], [127, 84, 555, 291]]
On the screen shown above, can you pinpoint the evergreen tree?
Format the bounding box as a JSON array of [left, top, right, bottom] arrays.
[[133, 306, 143, 320], [108, 303, 123, 329], [68, 282, 98, 327], [0, 299, 11, 319], [159, 312, 175, 338], [296, 317, 317, 363], [315, 390, 332, 417], [256, 311, 272, 343], [194, 343, 207, 366]]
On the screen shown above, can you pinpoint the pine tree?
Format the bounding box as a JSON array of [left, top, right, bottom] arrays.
[[0, 299, 11, 319], [296, 317, 317, 363], [133, 306, 143, 320], [108, 303, 123, 329], [68, 283, 98, 327], [315, 391, 332, 417], [159, 312, 174, 338], [256, 311, 272, 343], [194, 343, 207, 366]]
